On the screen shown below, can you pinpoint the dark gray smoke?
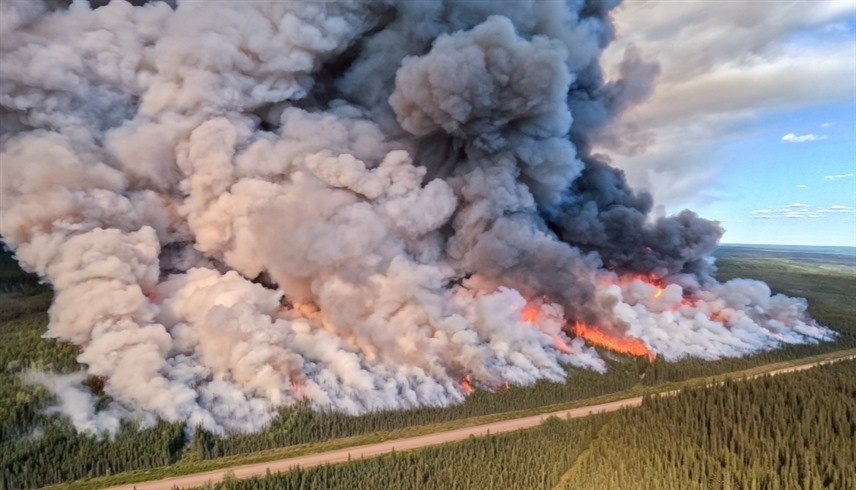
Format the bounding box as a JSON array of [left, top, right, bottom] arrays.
[[0, 0, 831, 435], [550, 157, 724, 279]]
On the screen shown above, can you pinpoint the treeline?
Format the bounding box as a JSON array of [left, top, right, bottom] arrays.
[[640, 252, 856, 386], [0, 251, 51, 322], [204, 414, 612, 490], [2, 419, 185, 490], [0, 313, 643, 489], [563, 360, 856, 489], [714, 252, 856, 350], [193, 356, 643, 459], [641, 342, 851, 386], [202, 360, 856, 490], [2, 250, 855, 488], [0, 312, 188, 490]]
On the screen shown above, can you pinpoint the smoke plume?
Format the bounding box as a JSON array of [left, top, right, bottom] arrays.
[[0, 0, 832, 434]]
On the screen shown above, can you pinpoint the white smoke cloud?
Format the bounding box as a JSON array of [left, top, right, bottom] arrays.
[[24, 371, 129, 435], [606, 276, 832, 361], [0, 0, 833, 436]]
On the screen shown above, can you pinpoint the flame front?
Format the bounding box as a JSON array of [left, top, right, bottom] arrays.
[[290, 379, 304, 397], [573, 321, 654, 361], [521, 303, 540, 324], [460, 374, 474, 395], [519, 301, 572, 353], [627, 273, 666, 298]]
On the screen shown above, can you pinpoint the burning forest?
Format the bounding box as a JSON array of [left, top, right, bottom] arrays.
[[0, 0, 834, 435]]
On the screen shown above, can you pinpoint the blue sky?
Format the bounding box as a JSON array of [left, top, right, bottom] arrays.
[[697, 101, 856, 246], [600, 1, 856, 247]]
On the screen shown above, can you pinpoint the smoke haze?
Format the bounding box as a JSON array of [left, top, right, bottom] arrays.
[[0, 0, 833, 434]]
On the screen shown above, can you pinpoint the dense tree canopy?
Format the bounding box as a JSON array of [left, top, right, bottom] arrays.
[[1, 245, 854, 489], [204, 360, 856, 490]]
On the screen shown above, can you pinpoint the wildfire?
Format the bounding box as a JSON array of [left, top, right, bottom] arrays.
[[502, 380, 510, 390], [573, 321, 654, 361], [460, 374, 474, 395], [521, 303, 540, 324], [290, 379, 304, 396], [630, 274, 666, 299], [620, 273, 702, 309], [552, 335, 571, 353], [708, 310, 731, 327], [620, 273, 664, 287], [518, 300, 572, 354]]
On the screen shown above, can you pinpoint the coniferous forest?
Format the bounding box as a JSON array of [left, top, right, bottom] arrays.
[[564, 361, 856, 490], [204, 359, 856, 490], [0, 247, 854, 489]]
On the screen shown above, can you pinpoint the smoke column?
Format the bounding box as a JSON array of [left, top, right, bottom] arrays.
[[0, 0, 833, 434]]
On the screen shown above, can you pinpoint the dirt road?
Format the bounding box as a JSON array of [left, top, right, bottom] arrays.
[[107, 397, 641, 490], [106, 354, 855, 490]]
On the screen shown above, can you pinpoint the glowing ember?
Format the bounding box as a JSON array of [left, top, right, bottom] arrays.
[[521, 303, 540, 324], [460, 374, 474, 395], [708, 310, 731, 327], [637, 275, 665, 299], [624, 273, 664, 287], [573, 321, 654, 361]]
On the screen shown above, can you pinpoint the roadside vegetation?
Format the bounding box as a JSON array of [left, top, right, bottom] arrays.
[[200, 359, 856, 490], [559, 359, 856, 490], [1, 245, 853, 489], [209, 413, 613, 490]]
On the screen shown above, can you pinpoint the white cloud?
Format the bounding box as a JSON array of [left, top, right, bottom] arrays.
[[752, 207, 822, 219], [596, 1, 856, 208], [818, 205, 855, 214], [781, 132, 827, 143], [822, 22, 850, 33], [753, 203, 856, 219], [820, 122, 834, 128], [796, 184, 808, 188], [824, 173, 854, 180]]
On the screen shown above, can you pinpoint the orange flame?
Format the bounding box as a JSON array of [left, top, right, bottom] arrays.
[[573, 321, 654, 361], [708, 310, 731, 327], [290, 379, 304, 396], [621, 273, 700, 307], [502, 380, 510, 390], [624, 273, 665, 287], [521, 303, 540, 324], [629, 274, 666, 299], [460, 374, 474, 395]]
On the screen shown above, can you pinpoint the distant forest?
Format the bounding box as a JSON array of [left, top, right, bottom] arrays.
[[203, 360, 856, 490], [1, 244, 855, 489]]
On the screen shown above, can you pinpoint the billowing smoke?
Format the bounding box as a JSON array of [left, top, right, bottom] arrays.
[[0, 0, 832, 434]]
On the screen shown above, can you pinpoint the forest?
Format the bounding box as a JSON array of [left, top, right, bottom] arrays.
[[0, 246, 854, 489], [202, 359, 856, 490], [561, 360, 856, 489]]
